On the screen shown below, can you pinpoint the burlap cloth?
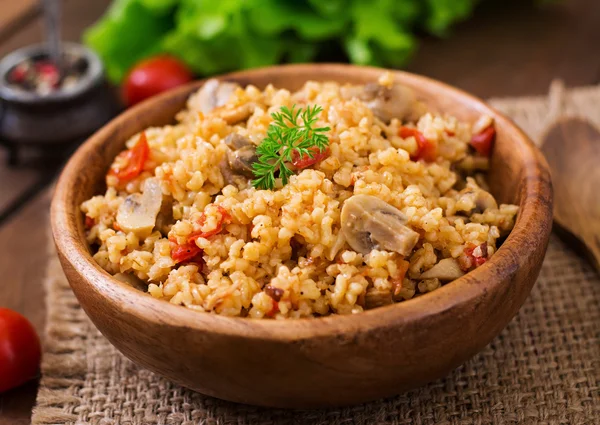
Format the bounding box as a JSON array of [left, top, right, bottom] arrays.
[[32, 82, 600, 425]]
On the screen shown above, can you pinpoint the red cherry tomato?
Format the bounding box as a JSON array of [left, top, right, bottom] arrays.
[[122, 56, 193, 107], [0, 308, 41, 392], [108, 131, 150, 183], [400, 127, 438, 162], [470, 126, 496, 156], [291, 146, 330, 169]]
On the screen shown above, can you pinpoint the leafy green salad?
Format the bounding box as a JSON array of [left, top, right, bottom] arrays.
[[85, 0, 484, 83]]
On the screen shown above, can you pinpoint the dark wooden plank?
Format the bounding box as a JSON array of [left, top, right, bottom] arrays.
[[0, 0, 111, 58], [0, 188, 50, 332], [0, 0, 113, 221], [0, 151, 41, 213], [0, 2, 112, 420], [408, 0, 600, 98], [0, 0, 38, 43], [0, 189, 50, 425]]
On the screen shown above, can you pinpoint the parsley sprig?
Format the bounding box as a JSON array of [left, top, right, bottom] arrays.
[[252, 104, 330, 190]]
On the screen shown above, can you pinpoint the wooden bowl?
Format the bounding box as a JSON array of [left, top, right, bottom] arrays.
[[51, 64, 553, 408]]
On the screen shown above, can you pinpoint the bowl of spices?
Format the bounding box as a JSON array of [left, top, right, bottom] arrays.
[[0, 42, 118, 164]]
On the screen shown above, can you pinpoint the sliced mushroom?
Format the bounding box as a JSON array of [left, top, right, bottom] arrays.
[[224, 133, 252, 150], [419, 258, 465, 281], [364, 288, 393, 310], [195, 79, 239, 113], [220, 159, 237, 186], [227, 145, 258, 179], [360, 83, 417, 123], [116, 177, 163, 238], [457, 187, 498, 215], [341, 194, 419, 256], [474, 189, 497, 213]]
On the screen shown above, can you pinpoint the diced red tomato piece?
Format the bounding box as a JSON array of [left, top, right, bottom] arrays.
[[108, 132, 150, 183], [400, 127, 437, 162], [392, 259, 410, 296], [84, 216, 95, 229], [463, 243, 488, 270], [291, 146, 330, 169], [188, 206, 232, 242], [266, 298, 279, 317], [470, 126, 495, 156], [170, 241, 203, 263], [171, 206, 231, 264]]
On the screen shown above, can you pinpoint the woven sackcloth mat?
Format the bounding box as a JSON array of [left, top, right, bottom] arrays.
[[33, 82, 600, 425]]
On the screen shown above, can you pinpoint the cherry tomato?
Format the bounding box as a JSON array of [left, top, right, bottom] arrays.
[[400, 127, 438, 162], [470, 126, 496, 156], [0, 308, 41, 392], [108, 132, 150, 183], [122, 55, 194, 107], [291, 146, 330, 169]]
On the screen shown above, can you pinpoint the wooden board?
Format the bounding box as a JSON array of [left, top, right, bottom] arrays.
[[0, 189, 50, 425]]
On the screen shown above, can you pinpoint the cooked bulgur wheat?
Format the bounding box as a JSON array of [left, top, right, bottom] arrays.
[[81, 73, 518, 319]]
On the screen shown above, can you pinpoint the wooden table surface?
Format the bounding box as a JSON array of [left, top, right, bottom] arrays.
[[0, 0, 599, 423]]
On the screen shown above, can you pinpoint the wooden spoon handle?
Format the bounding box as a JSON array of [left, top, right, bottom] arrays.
[[541, 118, 600, 272]]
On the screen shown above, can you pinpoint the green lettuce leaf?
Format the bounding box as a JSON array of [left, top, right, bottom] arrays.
[[83, 0, 511, 83], [83, 0, 175, 82]]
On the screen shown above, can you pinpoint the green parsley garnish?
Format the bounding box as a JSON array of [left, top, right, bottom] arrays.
[[252, 104, 330, 190]]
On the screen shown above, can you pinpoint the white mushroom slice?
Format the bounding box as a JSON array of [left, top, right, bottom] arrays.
[[224, 133, 252, 149], [195, 79, 239, 114], [341, 194, 420, 256], [457, 187, 498, 214], [361, 83, 417, 123], [474, 189, 498, 212], [116, 177, 163, 238], [364, 288, 393, 310], [420, 258, 465, 281]]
